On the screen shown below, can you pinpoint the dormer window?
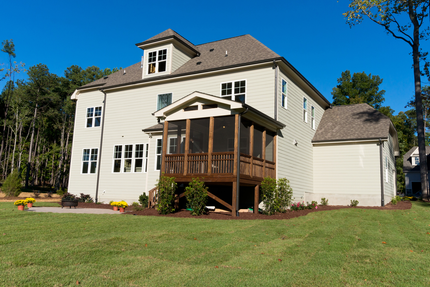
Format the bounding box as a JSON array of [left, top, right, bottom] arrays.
[[414, 156, 420, 165], [148, 49, 167, 74]]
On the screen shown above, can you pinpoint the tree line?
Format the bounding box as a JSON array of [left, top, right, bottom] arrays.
[[0, 39, 120, 191]]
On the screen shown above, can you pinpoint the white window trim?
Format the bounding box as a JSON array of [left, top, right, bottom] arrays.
[[144, 143, 149, 173], [155, 137, 163, 171], [146, 48, 168, 75], [311, 106, 315, 130], [81, 147, 99, 175], [303, 98, 308, 123], [385, 156, 389, 183], [281, 78, 287, 109], [219, 79, 247, 103], [168, 136, 186, 154], [85, 106, 102, 128], [156, 93, 173, 111], [112, 144, 148, 174]]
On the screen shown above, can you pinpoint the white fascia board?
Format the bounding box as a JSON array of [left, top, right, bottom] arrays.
[[70, 89, 80, 100], [153, 92, 242, 118], [312, 139, 384, 145]]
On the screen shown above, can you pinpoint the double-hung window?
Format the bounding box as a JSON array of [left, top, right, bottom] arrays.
[[148, 49, 167, 74], [157, 93, 172, 110], [82, 148, 98, 174], [156, 139, 162, 170], [311, 106, 315, 130], [385, 156, 389, 183], [113, 144, 147, 173], [281, 79, 287, 108], [303, 98, 308, 123], [86, 107, 102, 128], [221, 80, 246, 103]]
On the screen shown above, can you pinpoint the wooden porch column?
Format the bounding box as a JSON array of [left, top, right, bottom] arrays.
[[250, 123, 254, 178], [160, 121, 169, 174], [208, 117, 214, 175], [183, 119, 191, 176], [262, 129, 266, 178], [233, 114, 239, 176], [254, 185, 259, 214], [232, 181, 237, 217]]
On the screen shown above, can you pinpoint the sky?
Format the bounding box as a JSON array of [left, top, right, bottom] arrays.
[[1, 0, 429, 115]]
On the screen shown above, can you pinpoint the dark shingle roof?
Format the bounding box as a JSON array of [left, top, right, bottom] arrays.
[[403, 146, 430, 173], [312, 104, 393, 142], [81, 62, 142, 89], [135, 29, 197, 52]]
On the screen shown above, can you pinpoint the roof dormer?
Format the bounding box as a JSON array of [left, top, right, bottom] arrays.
[[136, 29, 199, 79]]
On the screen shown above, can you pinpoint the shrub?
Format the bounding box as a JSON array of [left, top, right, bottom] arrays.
[[2, 170, 22, 197], [132, 202, 145, 211], [350, 200, 359, 207], [156, 175, 177, 214], [139, 193, 149, 208], [185, 178, 208, 216], [261, 177, 293, 215], [62, 193, 76, 201], [290, 201, 318, 211], [320, 198, 328, 206], [75, 193, 93, 203], [56, 188, 66, 196], [391, 195, 402, 205]]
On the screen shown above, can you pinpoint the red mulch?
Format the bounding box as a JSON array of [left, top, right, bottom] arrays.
[[123, 200, 412, 220]]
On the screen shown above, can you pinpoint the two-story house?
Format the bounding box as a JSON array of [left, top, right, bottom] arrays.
[[68, 29, 399, 214]]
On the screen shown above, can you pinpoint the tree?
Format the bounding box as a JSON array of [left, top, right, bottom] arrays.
[[332, 70, 386, 109], [345, 0, 430, 198]]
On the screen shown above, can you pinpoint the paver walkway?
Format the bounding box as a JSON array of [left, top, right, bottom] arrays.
[[27, 207, 121, 214]]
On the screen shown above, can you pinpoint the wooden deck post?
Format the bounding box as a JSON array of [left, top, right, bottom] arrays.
[[254, 185, 259, 214], [232, 181, 237, 217], [161, 121, 169, 174], [184, 119, 191, 176], [250, 123, 254, 178], [208, 117, 214, 175], [233, 114, 239, 176], [262, 129, 266, 178]]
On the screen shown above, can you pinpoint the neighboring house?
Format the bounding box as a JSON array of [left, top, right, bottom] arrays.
[[403, 146, 430, 196], [68, 29, 399, 214]]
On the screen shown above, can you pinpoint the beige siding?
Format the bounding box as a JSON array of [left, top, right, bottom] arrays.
[[383, 134, 396, 203], [67, 90, 104, 200], [171, 44, 192, 73], [311, 142, 381, 206], [276, 69, 325, 201]]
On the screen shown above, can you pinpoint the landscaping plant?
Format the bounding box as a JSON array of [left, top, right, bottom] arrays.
[[184, 178, 208, 216], [139, 192, 149, 207], [391, 195, 402, 205], [350, 199, 359, 207], [156, 175, 177, 214], [2, 169, 22, 197], [261, 177, 293, 215], [320, 198, 329, 206]]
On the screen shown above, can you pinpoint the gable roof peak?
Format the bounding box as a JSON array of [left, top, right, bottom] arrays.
[[135, 29, 197, 52]]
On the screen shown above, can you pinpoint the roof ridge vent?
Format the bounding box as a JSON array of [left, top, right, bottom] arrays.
[[123, 69, 126, 75]]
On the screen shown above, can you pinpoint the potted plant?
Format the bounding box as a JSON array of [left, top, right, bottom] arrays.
[[61, 193, 79, 209], [117, 201, 128, 213], [25, 198, 36, 208], [110, 201, 119, 211], [14, 200, 26, 211]]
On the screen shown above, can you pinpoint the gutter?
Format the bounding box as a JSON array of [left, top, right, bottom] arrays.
[[95, 89, 108, 203], [236, 107, 249, 216], [379, 138, 385, 206]]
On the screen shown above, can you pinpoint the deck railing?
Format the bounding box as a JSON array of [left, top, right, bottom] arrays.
[[164, 152, 275, 178]]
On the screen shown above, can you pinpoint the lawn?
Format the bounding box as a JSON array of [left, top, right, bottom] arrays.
[[1, 202, 429, 286]]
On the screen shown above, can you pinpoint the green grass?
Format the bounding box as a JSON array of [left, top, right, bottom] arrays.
[[1, 202, 430, 286]]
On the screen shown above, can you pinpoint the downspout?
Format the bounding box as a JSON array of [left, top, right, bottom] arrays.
[[95, 89, 107, 203], [236, 107, 249, 216], [273, 60, 279, 121], [379, 138, 385, 206]]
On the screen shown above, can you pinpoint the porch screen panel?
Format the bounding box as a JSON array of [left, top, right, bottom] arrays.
[[253, 124, 264, 158], [240, 118, 251, 155], [213, 116, 235, 152], [189, 118, 209, 153], [167, 120, 186, 154], [265, 131, 275, 162]]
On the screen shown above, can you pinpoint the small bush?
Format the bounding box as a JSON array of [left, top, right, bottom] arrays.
[[2, 170, 22, 197], [350, 200, 359, 207], [185, 178, 208, 216], [139, 193, 149, 207], [320, 198, 328, 206], [76, 193, 93, 203], [261, 177, 293, 215], [56, 188, 66, 196], [132, 202, 145, 211], [391, 195, 402, 205], [156, 175, 177, 215], [62, 192, 76, 201]]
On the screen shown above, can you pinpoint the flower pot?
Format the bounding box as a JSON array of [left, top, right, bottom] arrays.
[[119, 207, 125, 213], [113, 206, 118, 211], [18, 205, 24, 211], [61, 199, 79, 209], [27, 202, 33, 208]]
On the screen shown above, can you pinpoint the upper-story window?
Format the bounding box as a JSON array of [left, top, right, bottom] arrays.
[[414, 156, 420, 165], [311, 106, 315, 130], [148, 49, 167, 74], [281, 79, 287, 108], [86, 107, 102, 128], [303, 98, 308, 123], [157, 93, 172, 110], [221, 80, 246, 103]]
